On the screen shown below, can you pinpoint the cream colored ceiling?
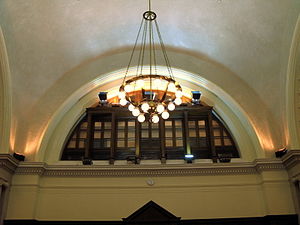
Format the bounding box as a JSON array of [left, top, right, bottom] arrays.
[[0, 0, 299, 159]]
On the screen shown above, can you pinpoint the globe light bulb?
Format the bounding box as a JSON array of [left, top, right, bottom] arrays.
[[151, 114, 159, 123], [136, 79, 144, 88], [168, 82, 176, 92], [120, 98, 127, 106], [174, 98, 182, 105], [137, 114, 145, 123], [161, 111, 170, 120], [141, 102, 150, 112], [132, 108, 140, 117], [175, 90, 183, 98], [156, 104, 165, 114], [128, 104, 135, 111], [167, 102, 175, 111], [118, 91, 126, 99], [124, 84, 132, 92]]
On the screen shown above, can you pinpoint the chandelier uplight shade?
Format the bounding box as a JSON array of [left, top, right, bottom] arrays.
[[118, 0, 183, 123]]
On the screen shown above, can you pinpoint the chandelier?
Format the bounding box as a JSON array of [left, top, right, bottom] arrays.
[[118, 0, 183, 123]]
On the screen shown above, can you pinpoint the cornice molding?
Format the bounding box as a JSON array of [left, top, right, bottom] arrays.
[[282, 150, 300, 181], [12, 159, 285, 177], [0, 154, 19, 174], [282, 149, 300, 169], [0, 153, 289, 177]]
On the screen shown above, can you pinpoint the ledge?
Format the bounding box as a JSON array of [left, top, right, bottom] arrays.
[[11, 158, 285, 177], [0, 154, 19, 174]]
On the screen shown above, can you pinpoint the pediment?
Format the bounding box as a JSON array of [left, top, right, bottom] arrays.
[[123, 201, 180, 222]]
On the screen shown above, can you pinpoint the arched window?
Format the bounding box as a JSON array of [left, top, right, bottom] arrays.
[[61, 103, 239, 163]]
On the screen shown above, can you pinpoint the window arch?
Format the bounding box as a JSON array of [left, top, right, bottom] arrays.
[[61, 103, 239, 163]]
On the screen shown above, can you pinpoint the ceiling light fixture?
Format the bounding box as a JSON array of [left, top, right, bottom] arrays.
[[118, 0, 183, 123]]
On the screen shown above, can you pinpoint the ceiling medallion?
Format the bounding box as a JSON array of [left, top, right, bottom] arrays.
[[118, 0, 183, 123]]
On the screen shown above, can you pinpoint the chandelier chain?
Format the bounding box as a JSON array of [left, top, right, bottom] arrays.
[[154, 20, 174, 79], [123, 18, 144, 84]]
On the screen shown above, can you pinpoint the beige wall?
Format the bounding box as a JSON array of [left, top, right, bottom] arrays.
[[5, 168, 295, 221]]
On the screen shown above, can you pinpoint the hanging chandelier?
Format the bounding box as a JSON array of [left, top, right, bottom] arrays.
[[118, 0, 183, 123]]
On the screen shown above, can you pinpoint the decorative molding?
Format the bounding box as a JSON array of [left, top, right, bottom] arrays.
[[0, 154, 19, 174], [282, 150, 300, 169], [13, 159, 286, 177]]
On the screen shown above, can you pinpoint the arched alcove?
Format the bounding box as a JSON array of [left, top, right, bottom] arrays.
[[0, 26, 11, 154], [37, 66, 263, 163]]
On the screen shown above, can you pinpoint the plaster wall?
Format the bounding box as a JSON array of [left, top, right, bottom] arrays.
[[6, 171, 295, 221]]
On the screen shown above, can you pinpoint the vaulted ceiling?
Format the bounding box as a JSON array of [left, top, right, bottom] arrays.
[[0, 0, 299, 159]]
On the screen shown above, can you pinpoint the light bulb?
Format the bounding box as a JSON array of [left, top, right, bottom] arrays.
[[137, 114, 145, 123], [175, 90, 183, 98], [141, 102, 150, 112], [161, 111, 170, 119], [174, 98, 182, 105], [167, 102, 175, 111], [136, 79, 144, 88], [128, 104, 135, 111], [118, 91, 126, 99], [124, 84, 132, 92], [132, 108, 140, 117], [156, 104, 165, 114], [120, 98, 127, 106], [151, 114, 159, 123], [168, 82, 176, 92]]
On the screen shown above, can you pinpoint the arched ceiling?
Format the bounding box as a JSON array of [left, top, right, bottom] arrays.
[[0, 0, 299, 158]]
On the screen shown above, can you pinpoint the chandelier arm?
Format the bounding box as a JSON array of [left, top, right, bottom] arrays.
[[123, 17, 145, 84], [154, 20, 174, 80]]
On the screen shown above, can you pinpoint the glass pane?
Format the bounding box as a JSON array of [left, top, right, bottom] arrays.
[[165, 129, 173, 138], [176, 129, 182, 137], [165, 121, 172, 127], [213, 129, 221, 136], [166, 139, 173, 147], [118, 131, 125, 138], [117, 140, 125, 147], [104, 131, 111, 138], [142, 130, 148, 138], [188, 121, 195, 128], [68, 140, 76, 148], [94, 131, 101, 138], [104, 140, 111, 148], [128, 121, 135, 127], [94, 122, 101, 128], [224, 138, 232, 146], [176, 139, 183, 147], [212, 120, 219, 127], [79, 131, 87, 138], [79, 140, 85, 148], [128, 130, 135, 138], [214, 138, 221, 146], [81, 122, 88, 128], [189, 129, 196, 137], [175, 120, 182, 126], [223, 132, 228, 137], [128, 140, 135, 147], [152, 123, 159, 128], [152, 129, 159, 138], [118, 121, 125, 128], [198, 120, 205, 126], [93, 140, 100, 149], [104, 122, 111, 129], [199, 129, 206, 137], [142, 122, 148, 128]]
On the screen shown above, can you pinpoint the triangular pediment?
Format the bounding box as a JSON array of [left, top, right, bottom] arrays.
[[123, 201, 180, 222]]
